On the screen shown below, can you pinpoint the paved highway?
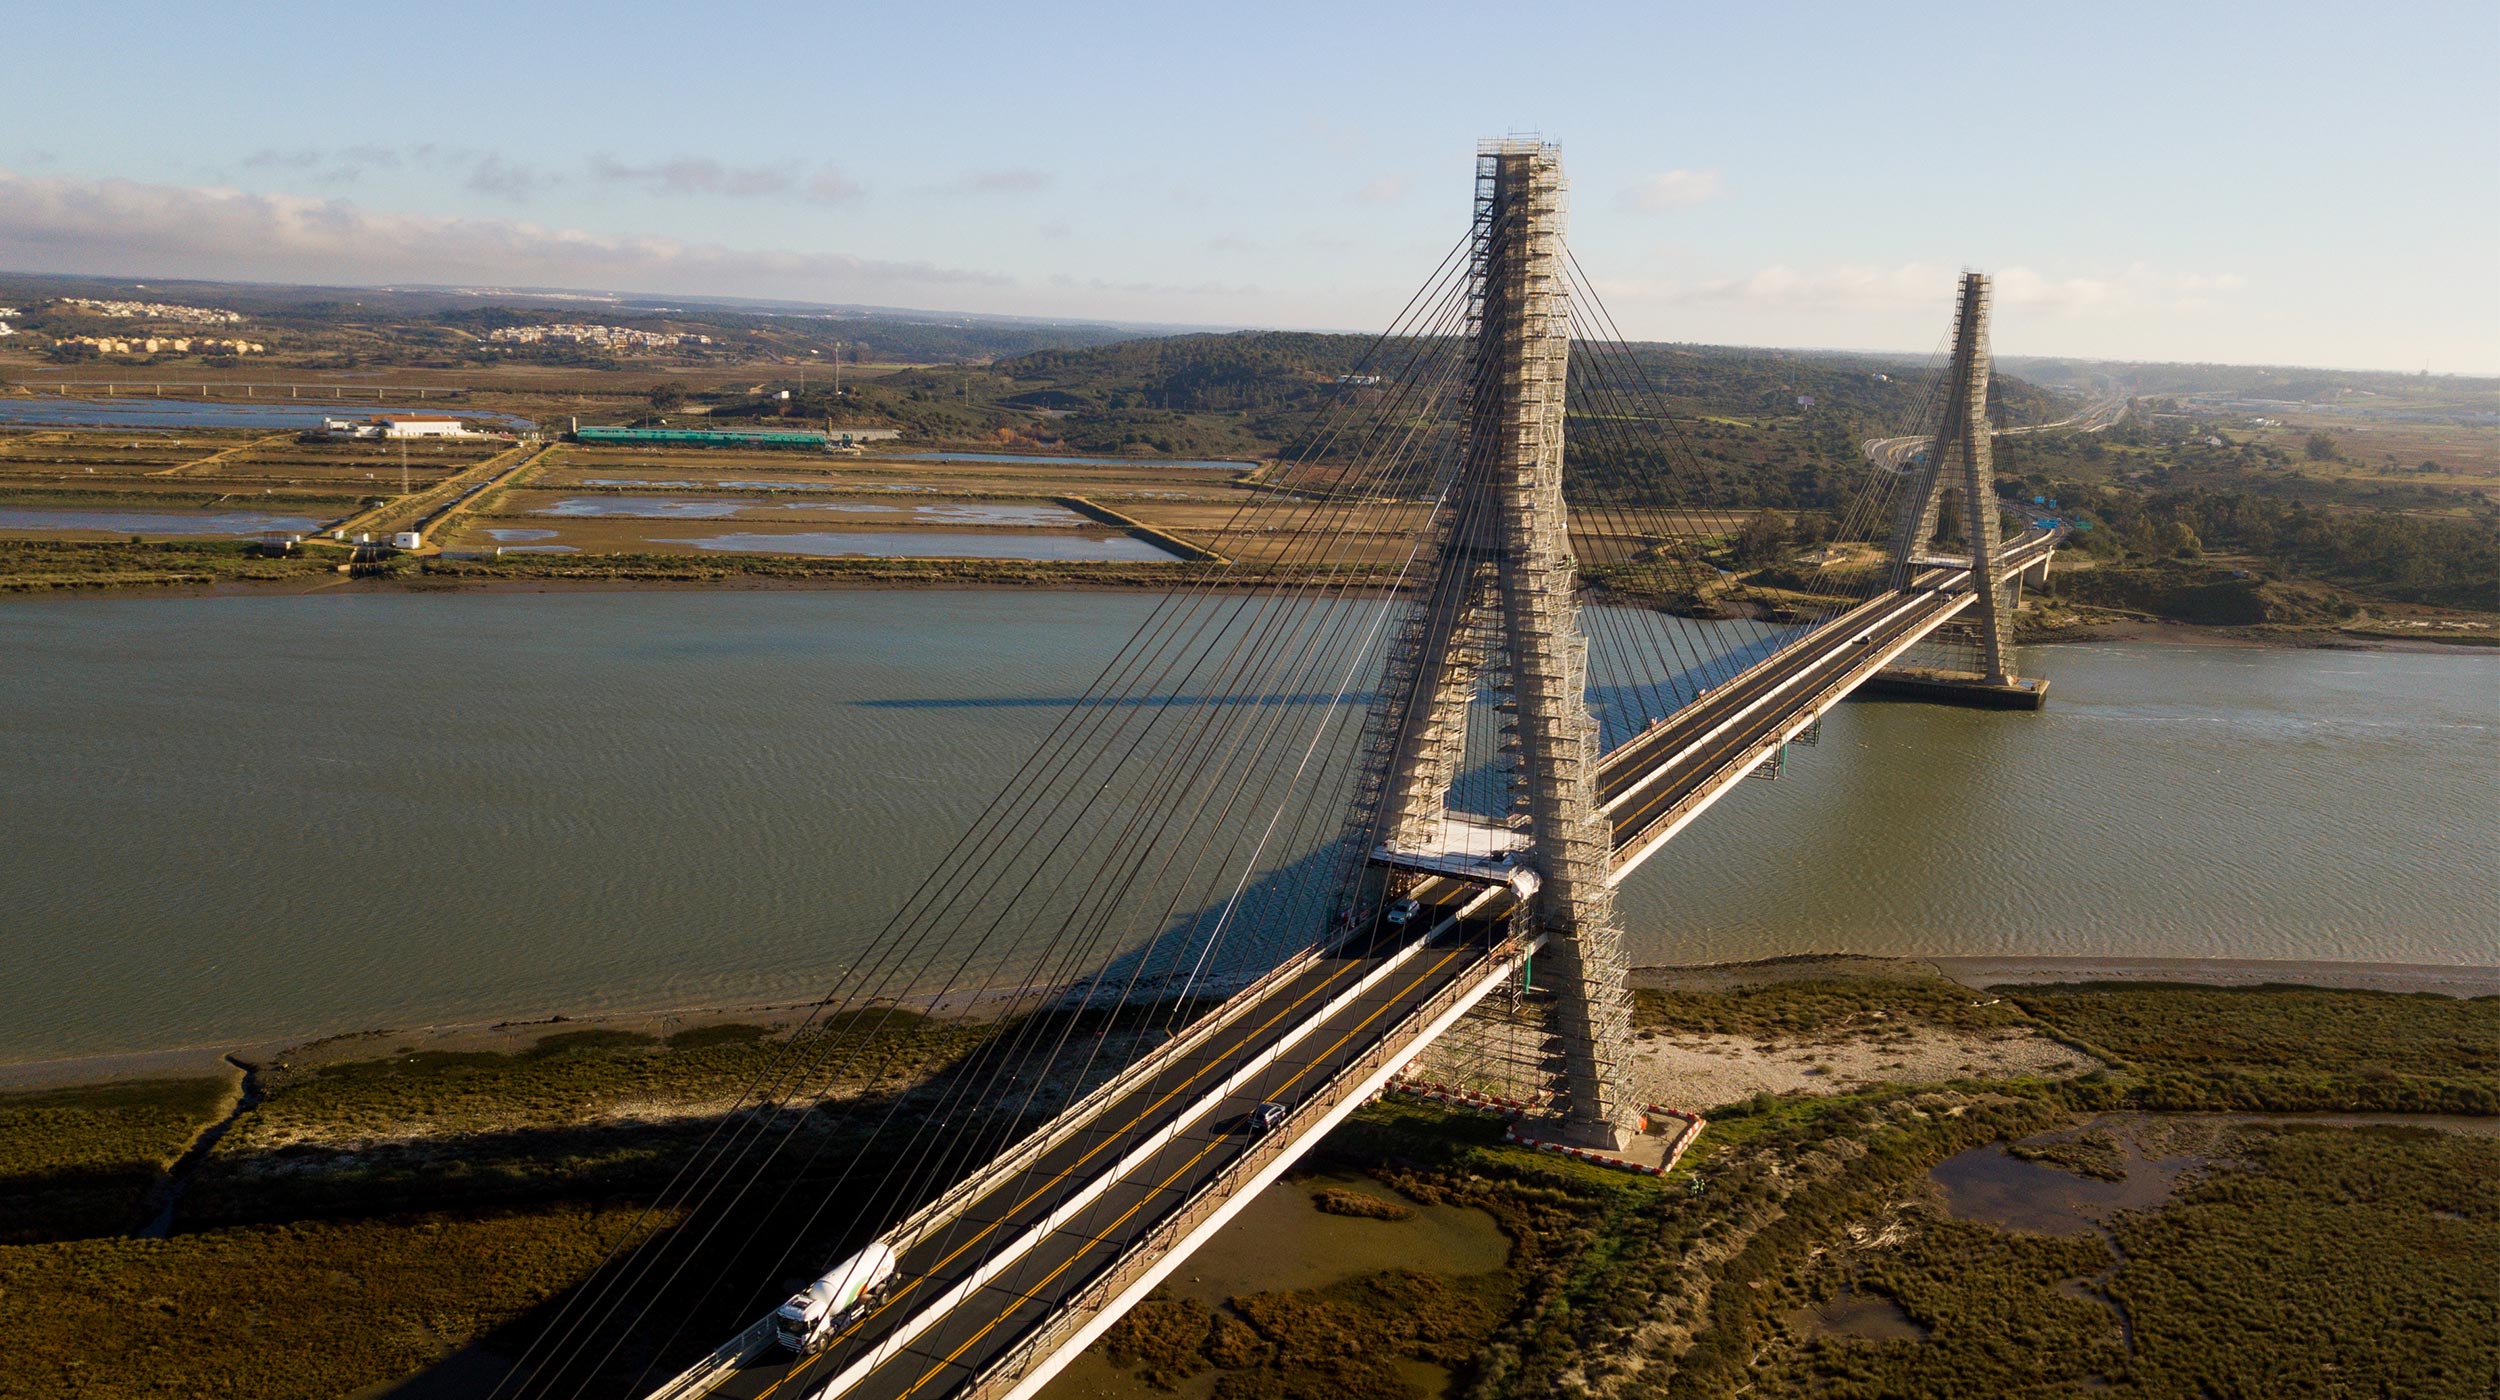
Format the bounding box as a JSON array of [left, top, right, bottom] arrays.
[[1599, 531, 2059, 874], [658, 529, 2057, 1400], [695, 899, 1514, 1400], [1861, 395, 2127, 474]]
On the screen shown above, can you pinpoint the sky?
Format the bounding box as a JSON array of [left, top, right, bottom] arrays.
[[7, 1, 2495, 372]]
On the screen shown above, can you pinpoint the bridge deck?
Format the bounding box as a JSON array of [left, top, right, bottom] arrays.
[[1600, 531, 2059, 877], [652, 531, 2058, 1400], [680, 894, 1521, 1400]]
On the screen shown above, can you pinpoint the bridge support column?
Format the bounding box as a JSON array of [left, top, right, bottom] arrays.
[[1357, 142, 1638, 1151], [1881, 271, 2046, 705]]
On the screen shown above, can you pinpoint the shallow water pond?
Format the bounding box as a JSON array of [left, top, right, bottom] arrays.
[[1931, 1136, 2204, 1234], [898, 450, 1245, 470], [537, 496, 750, 519], [659, 530, 1180, 561], [1784, 1286, 1929, 1343], [1037, 1169, 1506, 1399], [0, 507, 325, 536]]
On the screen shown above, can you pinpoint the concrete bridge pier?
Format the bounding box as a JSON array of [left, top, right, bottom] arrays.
[[1877, 271, 2052, 711]]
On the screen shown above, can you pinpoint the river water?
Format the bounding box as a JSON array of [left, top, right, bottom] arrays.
[[0, 590, 2491, 1063]]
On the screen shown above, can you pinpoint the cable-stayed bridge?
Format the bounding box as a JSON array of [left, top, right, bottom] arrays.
[[492, 140, 2070, 1400]]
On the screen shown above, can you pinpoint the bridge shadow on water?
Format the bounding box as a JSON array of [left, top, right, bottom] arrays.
[[325, 618, 1795, 1396]]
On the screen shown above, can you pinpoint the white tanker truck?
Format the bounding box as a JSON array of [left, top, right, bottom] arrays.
[[770, 1241, 900, 1356]]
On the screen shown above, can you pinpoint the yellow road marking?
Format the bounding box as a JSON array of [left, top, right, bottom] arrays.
[[893, 942, 1472, 1398], [755, 938, 1419, 1398]]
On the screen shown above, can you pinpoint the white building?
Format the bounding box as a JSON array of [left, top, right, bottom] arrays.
[[378, 416, 467, 439]]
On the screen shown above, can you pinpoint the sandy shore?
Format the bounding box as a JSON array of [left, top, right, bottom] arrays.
[[1620, 953, 2499, 1112], [1921, 955, 2500, 998], [7, 575, 2491, 652], [1629, 953, 2500, 999], [1630, 1024, 2099, 1115], [0, 965, 1125, 1095], [9, 953, 2491, 1097]]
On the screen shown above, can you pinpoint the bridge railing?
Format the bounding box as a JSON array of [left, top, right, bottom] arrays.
[[638, 1316, 775, 1400], [959, 930, 1542, 1400], [1609, 587, 1981, 877], [879, 938, 1335, 1261]]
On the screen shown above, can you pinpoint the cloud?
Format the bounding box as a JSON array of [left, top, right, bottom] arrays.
[[582, 155, 861, 203], [1622, 169, 1727, 211], [467, 155, 559, 202], [0, 168, 1002, 305], [241, 144, 429, 185], [804, 167, 864, 203], [1597, 260, 2249, 318], [591, 155, 790, 199], [959, 168, 1051, 194], [1354, 176, 1411, 206], [1047, 271, 1260, 299]]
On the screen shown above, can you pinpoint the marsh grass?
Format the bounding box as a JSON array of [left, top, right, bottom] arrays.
[[1633, 977, 2026, 1041], [0, 1076, 234, 1242], [2012, 982, 2500, 1113], [0, 538, 341, 591], [0, 1203, 653, 1400]]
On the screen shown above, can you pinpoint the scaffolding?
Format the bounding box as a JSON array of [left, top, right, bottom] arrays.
[[1887, 272, 2014, 685], [1352, 141, 1640, 1149]]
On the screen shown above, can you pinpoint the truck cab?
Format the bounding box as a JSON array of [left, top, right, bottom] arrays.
[[771, 1242, 900, 1355]]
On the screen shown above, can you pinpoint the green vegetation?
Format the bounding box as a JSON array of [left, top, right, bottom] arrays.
[[190, 1011, 976, 1224], [1775, 1218, 2125, 1395], [2104, 1126, 2498, 1397], [2043, 482, 2499, 614], [0, 1077, 233, 1242], [1632, 975, 2025, 1040], [0, 539, 345, 592], [2011, 982, 2500, 1113], [1755, 1125, 2500, 1399], [1309, 1184, 1414, 1220], [5, 980, 2496, 1397], [0, 1203, 651, 1400]]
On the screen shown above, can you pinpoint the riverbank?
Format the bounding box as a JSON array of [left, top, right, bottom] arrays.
[[5, 966, 2493, 1399], [8, 544, 2492, 654], [6, 551, 2493, 653], [1631, 952, 2500, 999], [7, 953, 2493, 1098]]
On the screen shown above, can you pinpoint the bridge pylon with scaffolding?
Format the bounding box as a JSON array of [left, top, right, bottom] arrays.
[[479, 139, 2069, 1400]]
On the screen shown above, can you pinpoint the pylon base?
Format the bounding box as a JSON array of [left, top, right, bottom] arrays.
[[1544, 1115, 1642, 1154], [1854, 667, 2048, 710]]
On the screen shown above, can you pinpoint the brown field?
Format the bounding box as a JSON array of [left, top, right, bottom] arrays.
[[0, 428, 515, 540], [2242, 415, 2500, 505], [444, 447, 1264, 560], [0, 352, 920, 425], [1, 424, 1739, 571]]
